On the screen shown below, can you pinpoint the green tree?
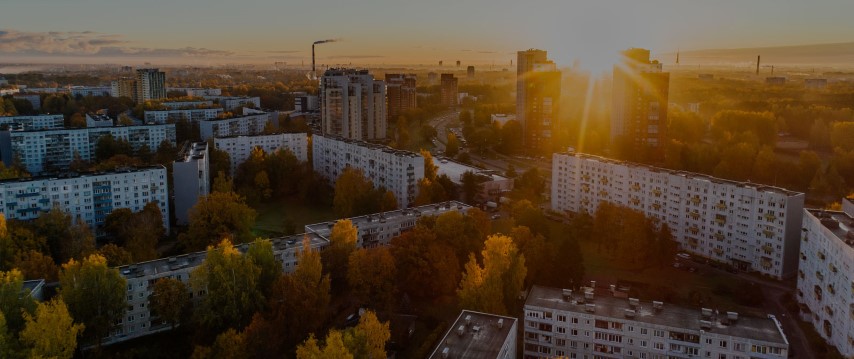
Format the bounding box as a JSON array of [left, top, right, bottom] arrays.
[[460, 171, 484, 204], [150, 278, 190, 330], [0, 269, 36, 333], [322, 220, 358, 291], [457, 234, 527, 315], [211, 328, 247, 359], [59, 254, 126, 348], [347, 248, 397, 310], [20, 299, 84, 359], [0, 312, 10, 359], [246, 238, 282, 297], [191, 239, 263, 332], [33, 206, 95, 263], [180, 191, 257, 251]]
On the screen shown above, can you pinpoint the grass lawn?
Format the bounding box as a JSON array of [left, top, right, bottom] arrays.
[[252, 196, 337, 237]]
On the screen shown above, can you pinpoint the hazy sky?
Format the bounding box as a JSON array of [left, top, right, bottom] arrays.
[[2, 0, 853, 71]]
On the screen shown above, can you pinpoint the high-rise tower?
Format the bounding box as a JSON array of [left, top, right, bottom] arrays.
[[135, 68, 166, 104], [320, 69, 387, 140], [516, 49, 561, 152], [385, 74, 417, 122]]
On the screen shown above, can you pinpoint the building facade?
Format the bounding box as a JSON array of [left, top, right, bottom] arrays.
[[173, 142, 209, 226], [0, 115, 64, 131], [551, 152, 805, 279], [202, 96, 261, 111], [517, 49, 561, 151], [136, 69, 167, 104], [0, 124, 177, 174], [524, 285, 790, 359], [159, 100, 215, 110], [143, 108, 223, 124], [111, 77, 138, 102], [214, 133, 308, 175], [429, 310, 517, 359], [198, 111, 276, 141], [797, 208, 854, 358], [167, 88, 222, 97], [320, 69, 387, 141], [70, 86, 111, 97], [611, 48, 670, 162], [313, 135, 423, 208], [440, 74, 459, 108], [385, 74, 417, 121], [0, 167, 170, 235]]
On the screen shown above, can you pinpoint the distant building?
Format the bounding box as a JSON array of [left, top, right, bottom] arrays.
[[385, 74, 417, 121], [490, 114, 516, 127], [435, 158, 513, 204], [167, 87, 222, 97], [214, 133, 308, 175], [467, 65, 476, 78], [291, 92, 319, 112], [0, 166, 170, 236], [804, 78, 828, 89], [173, 142, 209, 225], [12, 94, 41, 111], [440, 74, 459, 108], [524, 285, 790, 358], [198, 110, 276, 140], [517, 49, 561, 151], [0, 115, 64, 131], [159, 100, 215, 110], [202, 96, 261, 111], [427, 72, 438, 84], [319, 69, 387, 141], [86, 113, 113, 127], [551, 152, 805, 279], [0, 124, 176, 174], [797, 208, 854, 357], [765, 77, 787, 85], [611, 48, 670, 162], [0, 76, 8, 86], [313, 135, 423, 208], [143, 108, 223, 124], [136, 69, 167, 104], [428, 310, 517, 359], [111, 77, 137, 102], [70, 86, 111, 97]]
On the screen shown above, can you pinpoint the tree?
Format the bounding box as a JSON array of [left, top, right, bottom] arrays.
[[0, 312, 10, 359], [98, 244, 133, 266], [499, 120, 523, 154], [322, 220, 358, 291], [33, 206, 95, 263], [333, 168, 374, 218], [212, 171, 234, 194], [460, 171, 484, 204], [0, 269, 36, 333], [246, 238, 282, 297], [457, 234, 526, 315], [391, 227, 460, 299], [421, 149, 438, 181], [13, 250, 59, 282], [506, 163, 518, 178], [831, 122, 854, 151], [20, 299, 84, 359], [69, 113, 87, 128], [380, 190, 398, 212], [191, 239, 263, 332], [446, 133, 460, 157], [347, 248, 397, 309], [211, 328, 247, 359], [181, 191, 257, 251], [150, 278, 190, 330], [59, 254, 126, 348], [751, 146, 778, 185], [342, 310, 390, 359], [296, 330, 353, 359]]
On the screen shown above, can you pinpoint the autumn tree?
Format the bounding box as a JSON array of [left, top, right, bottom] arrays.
[[421, 149, 438, 181], [333, 168, 374, 218], [433, 211, 486, 265], [390, 226, 460, 299], [322, 220, 358, 291], [296, 330, 353, 359], [13, 250, 58, 282], [191, 239, 263, 332], [180, 191, 257, 251], [342, 310, 391, 359], [98, 244, 133, 267], [20, 299, 84, 359], [150, 277, 190, 330], [33, 206, 95, 263], [347, 247, 397, 310], [59, 254, 126, 348], [246, 238, 282, 297], [445, 133, 460, 157], [457, 234, 526, 315], [0, 269, 36, 333], [104, 202, 165, 261]]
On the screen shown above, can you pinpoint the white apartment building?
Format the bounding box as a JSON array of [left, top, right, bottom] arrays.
[[198, 111, 275, 141], [524, 285, 790, 359], [797, 207, 854, 358], [136, 69, 166, 104], [202, 96, 261, 111], [551, 152, 805, 279], [0, 124, 177, 174], [313, 135, 423, 208], [320, 69, 386, 141], [160, 100, 215, 110], [213, 133, 308, 175], [70, 86, 111, 97], [0, 115, 64, 130], [167, 88, 222, 97], [429, 310, 517, 359], [86, 113, 113, 127], [172, 142, 209, 226], [0, 166, 169, 235], [143, 108, 223, 124]]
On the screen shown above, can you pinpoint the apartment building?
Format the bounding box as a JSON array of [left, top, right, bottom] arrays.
[[517, 49, 561, 151], [435, 158, 513, 204], [136, 69, 167, 104], [440, 74, 459, 108], [143, 108, 223, 124], [797, 207, 854, 358], [166, 88, 222, 97], [0, 124, 177, 174], [385, 74, 417, 121], [312, 135, 423, 208], [320, 69, 387, 141], [202, 96, 261, 111], [0, 166, 169, 235], [111, 77, 137, 102], [0, 115, 64, 130], [292, 92, 319, 112], [198, 110, 276, 141], [173, 142, 209, 226], [524, 285, 789, 359], [551, 152, 805, 279], [160, 100, 215, 110], [213, 133, 308, 175], [429, 310, 517, 359], [70, 86, 111, 97], [306, 200, 470, 248]]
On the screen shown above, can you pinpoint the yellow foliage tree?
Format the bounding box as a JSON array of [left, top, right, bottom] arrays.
[[457, 234, 527, 315], [20, 299, 84, 359]]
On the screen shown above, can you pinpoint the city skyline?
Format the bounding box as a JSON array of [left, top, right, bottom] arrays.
[[2, 0, 854, 72]]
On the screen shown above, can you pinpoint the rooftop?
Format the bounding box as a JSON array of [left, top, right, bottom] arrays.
[[807, 209, 854, 248], [435, 158, 508, 184], [526, 285, 788, 345], [557, 152, 803, 197], [305, 201, 471, 239], [6, 123, 173, 134], [0, 165, 166, 184], [428, 310, 516, 359], [214, 132, 306, 140], [315, 135, 421, 158], [176, 142, 208, 162]]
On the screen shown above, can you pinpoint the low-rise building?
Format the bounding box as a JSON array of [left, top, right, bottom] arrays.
[[198, 110, 276, 140], [435, 158, 513, 204], [160, 100, 215, 110], [312, 135, 424, 208], [524, 285, 790, 359], [292, 92, 319, 112], [166, 88, 222, 97], [0, 124, 176, 174], [429, 310, 517, 359], [0, 115, 64, 130], [143, 108, 223, 124], [13, 94, 41, 110], [213, 133, 308, 175], [202, 96, 261, 111], [804, 79, 828, 89], [0, 166, 169, 235], [172, 142, 209, 226], [70, 86, 111, 97], [551, 152, 805, 279], [86, 113, 113, 127], [797, 208, 854, 358]]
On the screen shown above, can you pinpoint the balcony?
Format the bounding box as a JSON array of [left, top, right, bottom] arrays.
[[715, 202, 727, 210]]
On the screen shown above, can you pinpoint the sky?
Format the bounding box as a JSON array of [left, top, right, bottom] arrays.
[[2, 0, 854, 72]]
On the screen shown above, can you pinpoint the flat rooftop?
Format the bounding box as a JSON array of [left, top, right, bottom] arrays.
[[305, 201, 471, 239], [315, 135, 421, 158], [807, 209, 854, 248], [0, 165, 166, 184], [435, 158, 508, 183], [526, 285, 788, 345], [428, 310, 516, 359]]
